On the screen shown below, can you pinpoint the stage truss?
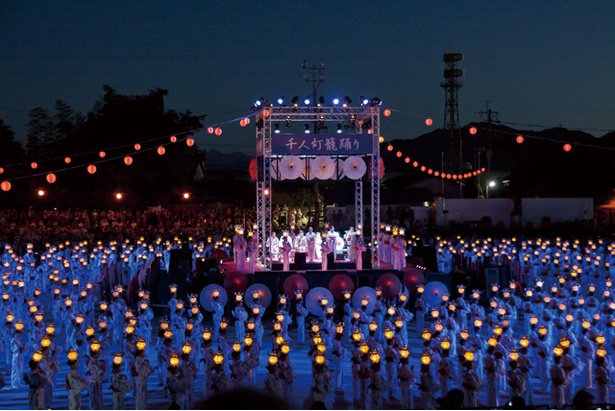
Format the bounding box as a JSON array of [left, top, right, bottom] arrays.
[[255, 105, 381, 269]]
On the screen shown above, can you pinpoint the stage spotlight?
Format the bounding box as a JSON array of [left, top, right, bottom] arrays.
[[318, 115, 325, 130], [343, 96, 352, 107], [304, 97, 311, 106], [332, 98, 340, 105], [318, 96, 325, 106], [274, 123, 280, 134], [304, 124, 310, 134], [360, 96, 369, 106], [285, 115, 292, 128], [277, 97, 284, 105], [370, 97, 382, 106], [291, 96, 299, 106], [350, 114, 356, 127], [337, 123, 342, 134]]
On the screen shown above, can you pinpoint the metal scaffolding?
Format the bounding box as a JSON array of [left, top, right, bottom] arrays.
[[255, 105, 381, 269]]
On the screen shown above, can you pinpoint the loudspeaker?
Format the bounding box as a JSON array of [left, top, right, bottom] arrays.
[[294, 252, 306, 269]]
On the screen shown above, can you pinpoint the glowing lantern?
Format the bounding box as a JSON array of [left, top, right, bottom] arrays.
[[268, 352, 278, 366], [98, 319, 107, 330], [213, 351, 224, 365], [232, 340, 242, 353], [487, 336, 498, 347], [243, 335, 253, 347], [64, 156, 72, 164], [519, 335, 530, 348], [280, 343, 290, 355], [182, 342, 192, 355], [41, 335, 51, 349], [553, 345, 564, 357], [202, 329, 212, 342], [207, 127, 214, 134], [170, 135, 177, 143], [351, 329, 362, 343], [67, 348, 78, 362], [314, 353, 325, 365], [169, 353, 180, 367], [597, 346, 607, 358], [383, 108, 391, 117], [420, 352, 432, 365], [384, 328, 394, 340], [369, 350, 381, 364], [45, 324, 55, 336], [463, 350, 475, 362], [31, 162, 38, 169], [124, 156, 133, 165], [417, 284, 425, 294], [469, 126, 477, 135], [0, 181, 11, 192], [46, 173, 57, 184], [509, 349, 519, 362], [474, 319, 483, 328], [87, 164, 96, 174], [214, 128, 222, 136], [186, 137, 195, 147], [335, 323, 344, 335], [90, 339, 101, 353], [113, 352, 123, 365], [421, 329, 432, 342], [441, 338, 451, 351], [85, 326, 95, 337], [157, 146, 166, 155], [516, 135, 524, 144], [563, 143, 572, 152], [596, 333, 606, 345], [99, 151, 106, 158], [425, 117, 433, 126], [32, 350, 44, 363], [400, 346, 410, 359], [460, 330, 469, 341]]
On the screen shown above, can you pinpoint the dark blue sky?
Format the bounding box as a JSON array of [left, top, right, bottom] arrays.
[[1, 1, 614, 155]]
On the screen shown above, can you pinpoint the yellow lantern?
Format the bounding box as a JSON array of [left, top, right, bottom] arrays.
[[394, 318, 404, 329], [463, 350, 475, 362], [85, 326, 95, 337], [67, 348, 78, 362], [582, 319, 591, 330], [335, 323, 344, 335], [530, 315, 539, 326], [421, 329, 431, 342], [160, 320, 169, 331], [213, 351, 224, 365], [399, 346, 410, 359], [164, 330, 173, 340], [273, 322, 282, 332], [430, 308, 439, 319], [519, 335, 530, 348], [247, 320, 255, 331], [98, 319, 107, 330], [169, 284, 178, 294], [384, 327, 394, 340], [369, 321, 378, 332], [597, 345, 607, 358], [280, 343, 290, 355], [268, 352, 279, 366], [473, 319, 483, 328], [275, 335, 285, 346], [488, 336, 498, 347], [565, 313, 574, 323], [421, 352, 432, 365], [90, 339, 101, 353], [369, 350, 381, 364], [312, 333, 323, 345], [279, 295, 287, 305], [100, 301, 109, 311], [14, 320, 24, 332], [243, 335, 253, 347], [596, 333, 606, 345], [361, 298, 369, 307], [169, 353, 180, 367], [314, 353, 325, 365], [351, 329, 362, 343], [440, 338, 451, 351], [32, 350, 44, 363], [493, 324, 503, 336], [136, 338, 147, 351], [538, 325, 548, 337], [525, 289, 533, 298], [316, 343, 326, 354], [434, 322, 443, 333], [553, 345, 564, 357], [359, 342, 369, 355], [417, 284, 425, 294], [45, 323, 55, 336], [252, 307, 260, 316], [460, 330, 469, 341], [509, 349, 519, 362], [311, 323, 320, 333], [182, 342, 192, 355], [125, 324, 135, 336], [41, 335, 51, 348]]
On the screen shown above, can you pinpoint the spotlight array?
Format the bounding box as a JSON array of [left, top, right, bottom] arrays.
[[253, 95, 382, 109]]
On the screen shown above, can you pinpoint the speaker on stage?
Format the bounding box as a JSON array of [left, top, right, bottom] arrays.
[[294, 252, 306, 269]]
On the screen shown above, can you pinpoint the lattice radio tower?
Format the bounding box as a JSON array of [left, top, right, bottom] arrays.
[[441, 53, 465, 178]]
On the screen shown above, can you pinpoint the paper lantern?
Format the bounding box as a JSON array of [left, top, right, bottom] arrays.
[[87, 164, 96, 174], [420, 352, 432, 365], [170, 135, 177, 143], [239, 119, 246, 127], [113, 352, 123, 365], [202, 329, 212, 342], [124, 156, 133, 165], [90, 339, 101, 353], [45, 323, 55, 336], [169, 353, 180, 367], [213, 351, 224, 365], [214, 127, 222, 136], [519, 335, 529, 348], [99, 151, 106, 158], [553, 345, 564, 357], [46, 173, 57, 184], [157, 146, 166, 155], [383, 108, 391, 117], [280, 343, 290, 355], [0, 181, 11, 192], [268, 352, 278, 366], [469, 126, 477, 135], [441, 338, 451, 350], [351, 328, 362, 343], [425, 117, 433, 126], [207, 127, 214, 134], [32, 350, 44, 363], [182, 342, 192, 355], [369, 350, 381, 364], [186, 137, 195, 147], [463, 350, 475, 362], [31, 162, 38, 169], [563, 143, 572, 152], [67, 348, 78, 362], [243, 335, 253, 347], [516, 135, 524, 144]]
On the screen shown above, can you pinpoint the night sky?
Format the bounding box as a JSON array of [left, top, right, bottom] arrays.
[[1, 1, 614, 155]]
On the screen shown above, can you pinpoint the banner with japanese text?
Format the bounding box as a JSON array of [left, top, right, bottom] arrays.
[[271, 133, 373, 155]]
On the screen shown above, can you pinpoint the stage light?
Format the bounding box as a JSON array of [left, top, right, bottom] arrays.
[[304, 97, 311, 106], [332, 98, 340, 105], [274, 123, 280, 134], [370, 97, 382, 106], [337, 123, 342, 134], [304, 124, 310, 134], [277, 97, 284, 105], [361, 97, 369, 106], [318, 96, 325, 106], [343, 96, 352, 107], [285, 116, 291, 128], [291, 96, 299, 106]]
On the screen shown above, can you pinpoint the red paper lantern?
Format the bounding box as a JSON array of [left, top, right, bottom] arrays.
[[469, 126, 477, 135], [420, 166, 426, 172], [170, 135, 177, 143], [563, 143, 572, 152], [64, 157, 71, 164], [248, 158, 257, 181], [383, 108, 391, 117], [46, 173, 57, 184], [185, 137, 195, 147], [99, 151, 106, 158], [516, 135, 524, 144], [387, 144, 393, 152], [239, 119, 246, 127], [31, 162, 38, 169], [404, 157, 410, 164], [396, 151, 402, 158], [0, 180, 11, 192], [0, 167, 3, 174], [124, 156, 133, 166], [87, 165, 96, 174], [262, 109, 270, 118], [214, 128, 222, 136], [425, 117, 433, 126], [207, 127, 214, 134], [134, 143, 141, 151], [157, 146, 165, 155]]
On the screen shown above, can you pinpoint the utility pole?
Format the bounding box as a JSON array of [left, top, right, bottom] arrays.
[[302, 61, 326, 229], [475, 101, 499, 197], [441, 53, 464, 197]]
